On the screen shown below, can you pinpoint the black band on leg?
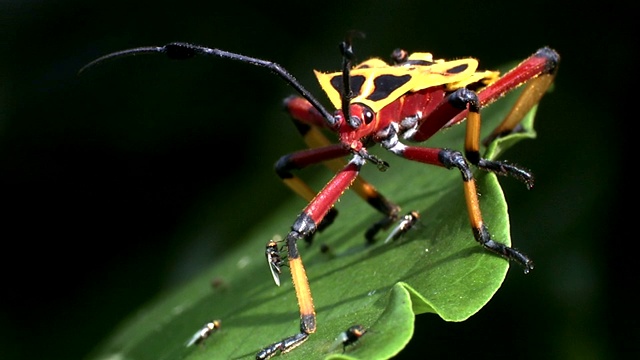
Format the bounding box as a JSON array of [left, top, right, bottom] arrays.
[[473, 224, 534, 273], [438, 148, 474, 182], [476, 159, 534, 189]]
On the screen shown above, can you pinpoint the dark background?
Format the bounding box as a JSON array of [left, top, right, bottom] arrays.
[[1, 1, 635, 359]]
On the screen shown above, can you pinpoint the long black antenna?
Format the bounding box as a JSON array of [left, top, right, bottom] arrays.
[[338, 31, 364, 128], [79, 42, 338, 129]]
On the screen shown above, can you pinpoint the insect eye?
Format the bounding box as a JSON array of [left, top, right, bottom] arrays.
[[363, 109, 374, 124], [390, 48, 409, 64]]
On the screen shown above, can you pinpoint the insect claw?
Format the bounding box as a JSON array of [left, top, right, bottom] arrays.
[[477, 159, 534, 188], [357, 150, 389, 171]]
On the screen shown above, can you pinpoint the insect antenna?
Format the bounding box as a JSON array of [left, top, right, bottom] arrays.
[[338, 30, 364, 126], [338, 40, 354, 121], [78, 42, 339, 129], [78, 46, 168, 75]]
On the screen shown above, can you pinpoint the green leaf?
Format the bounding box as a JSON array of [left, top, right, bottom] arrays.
[[87, 67, 538, 360]]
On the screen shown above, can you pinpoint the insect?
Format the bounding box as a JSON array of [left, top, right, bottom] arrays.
[[329, 324, 368, 353], [80, 35, 559, 359], [384, 210, 420, 243], [185, 319, 221, 347], [266, 236, 286, 286]]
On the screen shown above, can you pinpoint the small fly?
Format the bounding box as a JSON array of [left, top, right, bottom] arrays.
[[330, 324, 367, 353], [384, 211, 420, 243], [266, 237, 286, 286], [185, 319, 221, 347]]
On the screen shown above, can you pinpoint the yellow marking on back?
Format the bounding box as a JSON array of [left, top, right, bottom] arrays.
[[315, 56, 481, 112]]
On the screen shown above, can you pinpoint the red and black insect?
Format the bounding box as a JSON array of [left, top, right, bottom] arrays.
[[80, 35, 559, 359]]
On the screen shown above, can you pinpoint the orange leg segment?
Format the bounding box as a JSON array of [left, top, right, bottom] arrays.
[[257, 155, 364, 359]]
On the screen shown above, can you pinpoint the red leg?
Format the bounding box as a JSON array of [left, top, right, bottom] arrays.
[[275, 144, 351, 204], [257, 155, 365, 359], [448, 47, 560, 143], [284, 96, 401, 242], [410, 47, 559, 145], [408, 88, 535, 188], [275, 144, 350, 238], [390, 144, 534, 272], [389, 84, 539, 272]]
